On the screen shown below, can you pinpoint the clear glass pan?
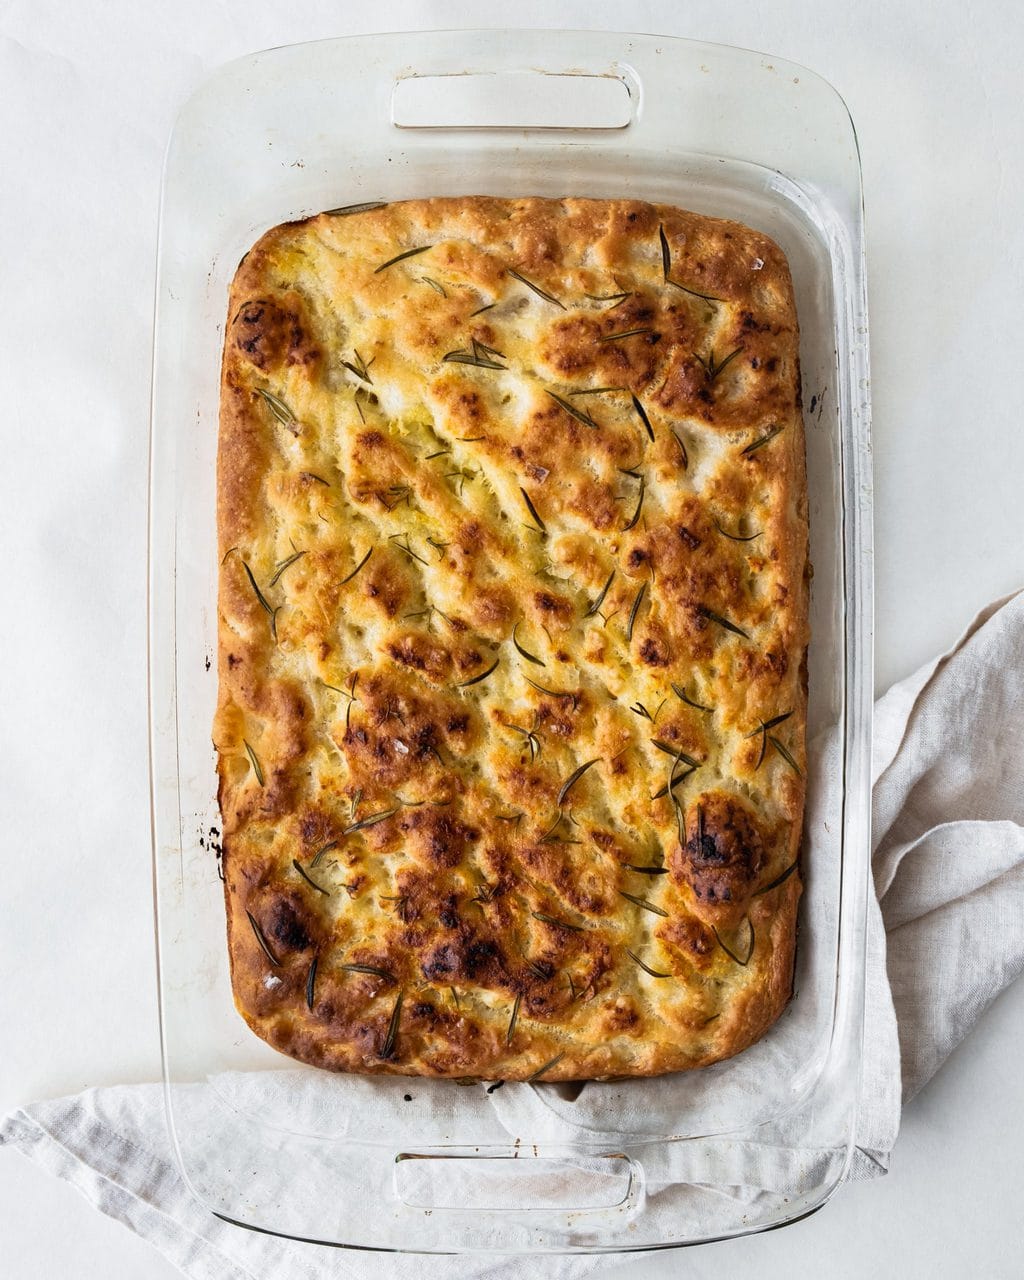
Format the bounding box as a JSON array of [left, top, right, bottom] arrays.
[[149, 28, 873, 1253]]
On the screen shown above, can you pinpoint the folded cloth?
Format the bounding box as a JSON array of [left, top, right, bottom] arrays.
[[3, 591, 1023, 1279]]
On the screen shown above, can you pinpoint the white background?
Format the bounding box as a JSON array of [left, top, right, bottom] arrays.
[[2, 0, 1023, 1275]]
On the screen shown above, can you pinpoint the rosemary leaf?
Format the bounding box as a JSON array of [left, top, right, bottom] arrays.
[[507, 268, 565, 309], [268, 550, 306, 587], [623, 476, 646, 531], [512, 622, 545, 667], [421, 276, 447, 296], [626, 582, 647, 641], [375, 245, 430, 273], [671, 428, 689, 469], [618, 890, 669, 917], [469, 302, 495, 316], [744, 711, 794, 738], [525, 1052, 565, 1082], [255, 387, 295, 427], [519, 487, 547, 536], [569, 385, 627, 396], [310, 840, 338, 868], [340, 349, 374, 385], [586, 291, 632, 306], [598, 328, 653, 343], [769, 735, 803, 775], [442, 348, 506, 371], [293, 858, 329, 896], [245, 910, 280, 966], [624, 863, 668, 875], [339, 547, 373, 586], [626, 949, 672, 978], [714, 517, 762, 542], [243, 740, 264, 786], [556, 757, 602, 807], [671, 683, 713, 713], [381, 991, 404, 1058], [659, 224, 672, 280], [506, 723, 541, 763], [532, 910, 584, 933], [585, 570, 616, 617], [242, 561, 276, 621], [305, 954, 318, 1009], [631, 395, 654, 441], [753, 860, 799, 897], [546, 390, 601, 430], [455, 657, 500, 688], [341, 963, 395, 981], [713, 919, 755, 966], [650, 741, 701, 768], [343, 807, 398, 834], [524, 675, 575, 700], [323, 200, 387, 217], [698, 606, 750, 639], [741, 424, 785, 456], [506, 993, 521, 1046]]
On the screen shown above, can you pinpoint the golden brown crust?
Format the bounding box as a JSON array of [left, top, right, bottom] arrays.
[[216, 197, 808, 1081]]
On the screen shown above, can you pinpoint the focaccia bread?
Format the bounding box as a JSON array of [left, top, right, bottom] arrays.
[[215, 196, 808, 1081]]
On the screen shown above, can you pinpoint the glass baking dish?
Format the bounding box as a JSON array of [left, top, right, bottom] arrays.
[[148, 28, 873, 1253]]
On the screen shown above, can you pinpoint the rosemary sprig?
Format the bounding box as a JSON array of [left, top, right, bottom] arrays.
[[631, 395, 654, 442], [753, 860, 799, 897], [323, 200, 387, 217], [426, 536, 450, 558], [618, 890, 669, 917], [524, 676, 575, 700], [388, 533, 430, 566], [547, 390, 601, 430], [421, 276, 447, 296], [293, 858, 329, 896], [586, 291, 632, 306], [626, 949, 672, 978], [242, 739, 265, 786], [671, 683, 713, 713], [245, 910, 280, 966], [442, 338, 506, 370], [695, 347, 743, 383], [511, 622, 545, 667], [506, 723, 541, 763], [623, 476, 646, 531], [698, 606, 749, 639], [745, 711, 793, 769], [557, 757, 602, 807], [384, 484, 412, 510], [741, 424, 784, 456], [532, 910, 584, 933], [341, 349, 374, 385], [626, 582, 647, 641], [375, 245, 430, 273], [585, 570, 615, 617], [525, 1053, 565, 1082], [713, 919, 755, 967], [714, 517, 762, 542], [310, 840, 338, 868], [455, 657, 500, 688], [341, 963, 395, 981], [650, 742, 702, 767], [306, 954, 318, 1010], [340, 545, 371, 586], [507, 268, 565, 309], [242, 561, 279, 638], [598, 328, 653, 343], [519, 487, 547, 536], [255, 388, 296, 427], [381, 991, 404, 1058], [629, 699, 666, 722], [343, 807, 398, 835], [769, 735, 802, 775], [658, 223, 723, 302], [506, 993, 521, 1046], [268, 550, 306, 587]]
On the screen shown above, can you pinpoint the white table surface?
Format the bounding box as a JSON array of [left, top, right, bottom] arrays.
[[2, 0, 1022, 1275]]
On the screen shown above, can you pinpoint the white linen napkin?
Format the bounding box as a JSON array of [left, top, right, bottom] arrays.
[[3, 590, 1023, 1279]]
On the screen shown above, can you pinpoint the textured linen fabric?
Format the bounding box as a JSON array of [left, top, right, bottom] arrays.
[[3, 591, 1022, 1277]]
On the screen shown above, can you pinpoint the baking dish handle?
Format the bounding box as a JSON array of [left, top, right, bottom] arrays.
[[391, 68, 639, 131]]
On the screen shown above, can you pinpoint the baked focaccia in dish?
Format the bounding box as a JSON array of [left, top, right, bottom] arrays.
[[215, 196, 808, 1081]]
